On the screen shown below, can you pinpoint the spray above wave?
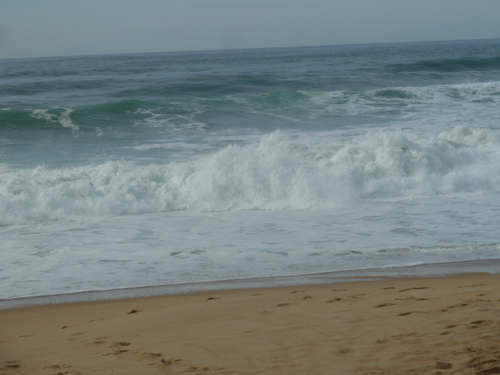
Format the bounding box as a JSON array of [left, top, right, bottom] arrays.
[[1, 126, 500, 225]]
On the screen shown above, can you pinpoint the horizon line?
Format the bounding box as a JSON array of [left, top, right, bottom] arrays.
[[2, 37, 499, 62]]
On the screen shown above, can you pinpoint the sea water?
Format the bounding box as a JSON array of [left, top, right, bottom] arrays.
[[2, 39, 500, 300]]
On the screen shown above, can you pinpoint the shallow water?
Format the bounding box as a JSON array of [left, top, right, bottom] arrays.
[[2, 39, 500, 299]]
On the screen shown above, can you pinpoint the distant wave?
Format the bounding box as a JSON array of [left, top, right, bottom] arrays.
[[388, 56, 500, 73], [3, 81, 499, 133], [0, 107, 81, 131]]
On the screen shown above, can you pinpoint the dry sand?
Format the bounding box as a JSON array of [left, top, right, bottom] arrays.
[[1, 273, 500, 375]]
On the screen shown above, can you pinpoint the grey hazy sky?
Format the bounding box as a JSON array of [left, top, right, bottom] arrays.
[[1, 0, 499, 59]]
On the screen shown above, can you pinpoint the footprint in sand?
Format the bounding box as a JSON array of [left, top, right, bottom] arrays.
[[67, 332, 87, 341], [142, 352, 163, 358], [161, 358, 182, 366], [101, 341, 132, 355], [457, 284, 486, 288], [435, 362, 452, 370], [158, 357, 224, 373], [397, 311, 414, 316], [395, 297, 431, 301], [375, 303, 396, 308], [346, 294, 366, 299], [109, 341, 131, 348], [103, 350, 129, 356], [470, 320, 490, 325], [326, 298, 342, 303], [447, 303, 469, 308], [90, 336, 108, 345], [398, 287, 430, 292], [390, 332, 417, 338], [1, 360, 22, 370], [465, 298, 491, 303]]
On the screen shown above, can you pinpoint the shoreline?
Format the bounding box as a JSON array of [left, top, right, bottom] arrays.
[[2, 272, 500, 374], [2, 258, 500, 310]]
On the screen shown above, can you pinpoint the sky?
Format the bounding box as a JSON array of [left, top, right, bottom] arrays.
[[1, 0, 499, 59]]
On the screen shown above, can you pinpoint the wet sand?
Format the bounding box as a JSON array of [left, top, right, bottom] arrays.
[[2, 273, 500, 375]]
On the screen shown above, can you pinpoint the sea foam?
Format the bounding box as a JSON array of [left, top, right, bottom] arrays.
[[1, 126, 499, 225], [30, 107, 79, 130]]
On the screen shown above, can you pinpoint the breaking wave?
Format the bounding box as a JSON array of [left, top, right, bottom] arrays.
[[2, 126, 500, 225]]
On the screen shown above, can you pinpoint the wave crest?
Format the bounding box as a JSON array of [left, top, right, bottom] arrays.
[[1, 127, 500, 224], [388, 55, 500, 73]]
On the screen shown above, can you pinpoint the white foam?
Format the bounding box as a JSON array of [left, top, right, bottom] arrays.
[[133, 108, 207, 131], [3, 194, 500, 300], [305, 80, 500, 119], [1, 126, 500, 225], [30, 107, 79, 130]]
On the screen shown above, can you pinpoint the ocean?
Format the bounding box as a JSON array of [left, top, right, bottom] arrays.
[[2, 39, 500, 302]]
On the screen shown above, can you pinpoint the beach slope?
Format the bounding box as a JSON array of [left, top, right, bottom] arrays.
[[2, 274, 500, 375]]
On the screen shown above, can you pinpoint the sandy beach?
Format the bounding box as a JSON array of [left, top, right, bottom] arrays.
[[1, 273, 500, 375]]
